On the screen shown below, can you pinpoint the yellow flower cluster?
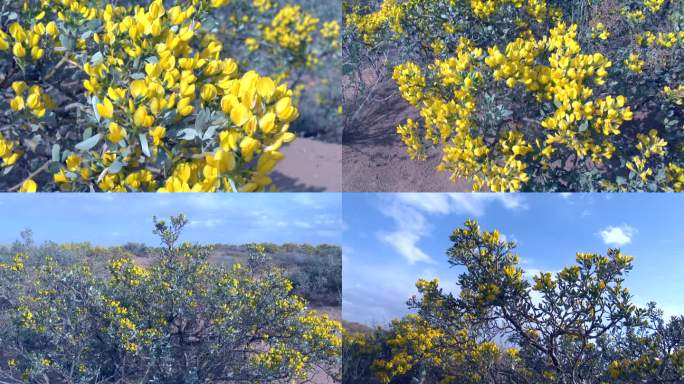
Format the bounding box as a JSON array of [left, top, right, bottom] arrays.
[[109, 256, 151, 287], [40, 0, 299, 192], [0, 253, 28, 273], [621, 8, 646, 22], [345, 0, 405, 44], [591, 22, 610, 40], [320, 20, 341, 49], [299, 312, 344, 353], [252, 342, 308, 377], [489, 23, 632, 165], [469, 0, 560, 22], [643, 0, 665, 13], [663, 85, 684, 105], [347, 0, 684, 191], [9, 81, 54, 118], [0, 134, 21, 167], [2, 0, 339, 192], [396, 119, 425, 160], [372, 315, 445, 382], [263, 5, 319, 51], [392, 62, 426, 105], [624, 129, 669, 182], [0, 20, 59, 61], [394, 37, 536, 191], [635, 31, 684, 48], [624, 52, 645, 73]]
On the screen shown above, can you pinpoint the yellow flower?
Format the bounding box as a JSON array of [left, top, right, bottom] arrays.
[[240, 136, 260, 161], [10, 96, 25, 111], [54, 169, 68, 183], [133, 105, 154, 127], [66, 153, 81, 171], [130, 80, 147, 99], [219, 130, 241, 151], [97, 97, 114, 119], [149, 126, 166, 146], [200, 84, 218, 101], [19, 179, 37, 192], [256, 77, 276, 99], [259, 112, 276, 134], [206, 149, 236, 173], [108, 122, 127, 143], [13, 42, 26, 58], [46, 21, 58, 37], [230, 103, 252, 127], [275, 97, 297, 121]]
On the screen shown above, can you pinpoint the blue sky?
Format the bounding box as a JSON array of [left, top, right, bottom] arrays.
[[0, 194, 342, 246], [343, 193, 684, 326]]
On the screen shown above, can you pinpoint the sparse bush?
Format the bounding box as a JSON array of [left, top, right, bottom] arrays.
[[344, 0, 684, 191], [287, 245, 342, 306], [0, 214, 341, 383], [344, 220, 684, 384]]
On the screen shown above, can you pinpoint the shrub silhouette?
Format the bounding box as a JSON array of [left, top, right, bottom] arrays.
[[0, 214, 341, 383], [343, 220, 683, 384]]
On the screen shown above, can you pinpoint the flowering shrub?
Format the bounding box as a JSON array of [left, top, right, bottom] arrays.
[[0, 0, 339, 192], [344, 0, 684, 191], [342, 220, 684, 384], [0, 214, 342, 382]]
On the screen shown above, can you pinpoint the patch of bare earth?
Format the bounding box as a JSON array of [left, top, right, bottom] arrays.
[[273, 137, 342, 192], [343, 79, 471, 192]]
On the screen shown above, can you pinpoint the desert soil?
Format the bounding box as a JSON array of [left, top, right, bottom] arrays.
[[342, 80, 471, 192], [275, 137, 342, 192]]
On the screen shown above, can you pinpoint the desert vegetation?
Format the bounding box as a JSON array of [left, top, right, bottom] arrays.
[[0, 214, 342, 383], [0, 0, 340, 192], [343, 0, 684, 191], [343, 220, 683, 384]]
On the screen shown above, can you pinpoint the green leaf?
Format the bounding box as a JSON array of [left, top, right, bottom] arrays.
[[75, 133, 102, 152], [83, 127, 93, 141], [177, 128, 199, 141], [91, 52, 104, 65], [578, 120, 588, 132], [51, 144, 61, 162], [48, 161, 62, 174], [58, 34, 75, 51], [203, 125, 219, 141], [108, 160, 124, 174], [139, 133, 151, 157]]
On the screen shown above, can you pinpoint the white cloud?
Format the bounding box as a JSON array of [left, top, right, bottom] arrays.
[[449, 194, 525, 216], [381, 230, 432, 264], [559, 193, 573, 199], [343, 261, 458, 325], [393, 193, 525, 217], [378, 201, 433, 264], [599, 225, 636, 246], [189, 219, 224, 228], [294, 221, 312, 228], [377, 194, 525, 265], [395, 194, 452, 214]]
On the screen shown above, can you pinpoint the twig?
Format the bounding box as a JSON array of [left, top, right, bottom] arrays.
[[8, 159, 51, 191], [43, 56, 69, 81]]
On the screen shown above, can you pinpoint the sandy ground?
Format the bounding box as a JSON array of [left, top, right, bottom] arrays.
[[342, 80, 471, 192], [274, 137, 342, 192]]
